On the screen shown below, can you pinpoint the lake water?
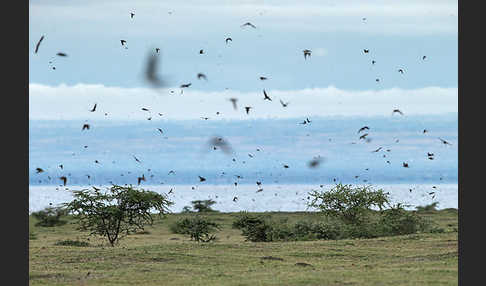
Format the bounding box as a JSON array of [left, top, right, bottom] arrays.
[[29, 183, 457, 213]]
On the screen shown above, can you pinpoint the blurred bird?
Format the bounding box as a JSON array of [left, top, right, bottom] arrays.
[[392, 109, 404, 115], [359, 133, 369, 140], [180, 83, 192, 88], [130, 12, 135, 18], [120, 40, 127, 48], [199, 49, 204, 54], [244, 106, 252, 114], [372, 147, 382, 153], [59, 176, 67, 186], [197, 73, 207, 80], [279, 100, 289, 107], [303, 49, 312, 60], [363, 49, 369, 53], [241, 22, 256, 28], [34, 35, 44, 54], [358, 126, 369, 133], [403, 162, 409, 168], [263, 89, 272, 101], [233, 196, 238, 202], [90, 103, 97, 112], [82, 124, 90, 130], [36, 168, 44, 174], [225, 37, 232, 44], [133, 155, 141, 163], [56, 52, 68, 57], [145, 52, 167, 87], [229, 98, 238, 110], [259, 76, 268, 80], [208, 136, 233, 155], [438, 138, 452, 145], [398, 68, 404, 74], [137, 174, 146, 185], [308, 157, 324, 168], [199, 176, 206, 182], [155, 48, 160, 53], [157, 128, 163, 134]]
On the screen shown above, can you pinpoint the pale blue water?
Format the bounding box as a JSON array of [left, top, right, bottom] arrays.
[[29, 183, 457, 214]]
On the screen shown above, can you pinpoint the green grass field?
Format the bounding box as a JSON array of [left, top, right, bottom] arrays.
[[29, 209, 458, 286]]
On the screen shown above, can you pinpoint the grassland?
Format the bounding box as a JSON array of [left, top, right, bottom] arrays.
[[29, 209, 458, 286]]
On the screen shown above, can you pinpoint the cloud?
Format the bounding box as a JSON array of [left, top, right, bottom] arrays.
[[29, 83, 457, 120]]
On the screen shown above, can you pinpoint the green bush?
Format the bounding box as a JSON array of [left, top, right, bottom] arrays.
[[31, 206, 68, 227], [191, 200, 218, 213], [378, 204, 428, 236], [170, 216, 220, 242], [308, 184, 389, 224], [64, 185, 173, 247], [416, 202, 439, 212], [54, 240, 90, 247]]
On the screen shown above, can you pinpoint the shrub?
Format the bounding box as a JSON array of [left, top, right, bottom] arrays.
[[191, 200, 218, 213], [379, 204, 428, 236], [416, 202, 439, 212], [31, 206, 68, 227], [232, 212, 266, 229], [54, 240, 90, 247], [308, 184, 389, 224], [170, 216, 220, 242], [64, 185, 173, 247]]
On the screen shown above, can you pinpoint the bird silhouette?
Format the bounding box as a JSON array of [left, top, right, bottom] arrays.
[[199, 49, 204, 54], [233, 196, 238, 202], [308, 157, 323, 168], [198, 176, 206, 182], [208, 136, 233, 155], [363, 49, 369, 53], [155, 48, 160, 53], [180, 83, 192, 88], [225, 37, 232, 44], [279, 100, 289, 107], [90, 103, 97, 112], [303, 49, 312, 60], [358, 126, 369, 133], [359, 133, 369, 140], [137, 174, 146, 185], [168, 170, 175, 175], [438, 138, 452, 145], [130, 12, 135, 18], [82, 124, 90, 130], [59, 176, 67, 186], [145, 52, 167, 87], [229, 98, 238, 110], [120, 40, 127, 48], [36, 168, 44, 174], [244, 106, 252, 114], [422, 56, 427, 60], [398, 68, 404, 74], [263, 89, 272, 101], [372, 60, 376, 65], [392, 109, 404, 115], [283, 164, 289, 168], [133, 155, 141, 163], [56, 52, 68, 57], [34, 35, 44, 54], [402, 162, 409, 168], [259, 76, 267, 80], [197, 73, 207, 80], [241, 22, 256, 28], [372, 147, 382, 153], [423, 129, 428, 134], [157, 128, 163, 134]]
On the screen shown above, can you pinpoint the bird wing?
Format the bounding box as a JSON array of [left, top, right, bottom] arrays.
[[34, 36, 44, 54]]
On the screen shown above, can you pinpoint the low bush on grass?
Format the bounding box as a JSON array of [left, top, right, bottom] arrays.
[[181, 199, 219, 213], [31, 206, 68, 227], [416, 202, 439, 212], [29, 230, 37, 240], [170, 216, 221, 242], [54, 240, 90, 247]]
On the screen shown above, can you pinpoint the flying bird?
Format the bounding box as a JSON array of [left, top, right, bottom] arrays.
[[137, 174, 146, 185], [225, 37, 232, 44], [392, 109, 404, 115], [155, 48, 160, 53], [283, 164, 289, 168], [198, 176, 206, 182], [197, 73, 207, 80], [168, 170, 175, 175], [82, 124, 90, 130], [199, 49, 204, 54], [358, 126, 370, 133], [438, 138, 452, 145], [59, 176, 67, 186], [303, 49, 312, 60], [259, 76, 268, 80], [263, 89, 271, 101], [229, 98, 238, 110], [363, 49, 369, 53], [36, 168, 44, 174], [402, 162, 409, 168], [233, 196, 238, 202], [279, 100, 289, 107], [241, 22, 256, 28], [90, 103, 97, 112], [423, 129, 428, 134], [372, 60, 376, 65], [372, 147, 382, 153], [120, 40, 127, 48], [359, 133, 369, 140], [180, 83, 192, 88], [208, 136, 233, 155], [34, 35, 44, 54], [56, 52, 68, 57], [145, 52, 167, 87], [398, 68, 404, 74], [308, 157, 324, 168], [130, 12, 135, 18], [422, 56, 427, 60], [244, 106, 252, 114], [133, 155, 141, 163], [157, 128, 163, 134]]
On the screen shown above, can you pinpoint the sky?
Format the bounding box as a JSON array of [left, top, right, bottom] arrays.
[[29, 0, 458, 186]]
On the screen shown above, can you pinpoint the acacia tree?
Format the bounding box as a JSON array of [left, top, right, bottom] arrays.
[[64, 185, 173, 246]]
